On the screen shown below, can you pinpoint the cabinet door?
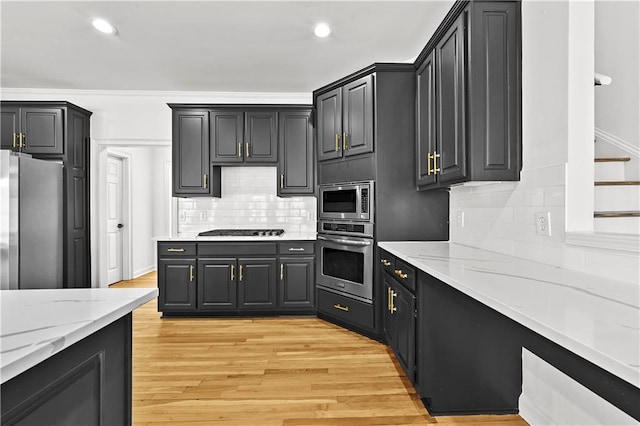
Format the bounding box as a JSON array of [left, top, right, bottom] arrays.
[[158, 259, 196, 311], [316, 87, 343, 162], [1, 106, 19, 150], [393, 282, 416, 383], [342, 74, 374, 157], [172, 110, 211, 196], [278, 257, 314, 308], [436, 14, 467, 183], [198, 259, 237, 311], [416, 51, 438, 188], [210, 110, 244, 163], [238, 258, 277, 310], [383, 280, 396, 347], [65, 111, 90, 288], [278, 110, 314, 196], [21, 108, 64, 155], [245, 111, 277, 163]]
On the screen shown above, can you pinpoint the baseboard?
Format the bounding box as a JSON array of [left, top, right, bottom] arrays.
[[595, 128, 640, 159], [133, 265, 156, 279], [519, 394, 554, 426]]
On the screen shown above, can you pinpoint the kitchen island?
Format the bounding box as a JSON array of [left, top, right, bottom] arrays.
[[0, 287, 157, 425], [378, 241, 639, 422]]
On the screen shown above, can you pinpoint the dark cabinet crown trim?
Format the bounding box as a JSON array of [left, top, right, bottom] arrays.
[[312, 63, 414, 98]]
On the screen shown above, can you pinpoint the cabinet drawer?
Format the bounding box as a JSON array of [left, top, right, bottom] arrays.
[[318, 289, 374, 330], [379, 251, 396, 276], [392, 258, 416, 293], [198, 242, 277, 256], [158, 242, 196, 256], [279, 241, 315, 255]]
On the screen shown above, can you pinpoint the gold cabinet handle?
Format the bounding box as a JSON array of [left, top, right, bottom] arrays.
[[20, 133, 26, 148], [246, 142, 250, 157], [343, 132, 348, 150], [395, 269, 408, 279], [387, 287, 392, 312], [203, 174, 208, 189], [238, 142, 242, 157], [230, 264, 235, 281], [390, 291, 397, 313], [381, 259, 391, 266], [167, 248, 185, 252], [280, 174, 284, 189], [335, 134, 340, 152], [189, 265, 194, 282], [433, 151, 441, 173], [12, 133, 17, 148], [427, 152, 433, 175], [280, 263, 284, 281], [333, 304, 349, 312], [239, 265, 243, 282]]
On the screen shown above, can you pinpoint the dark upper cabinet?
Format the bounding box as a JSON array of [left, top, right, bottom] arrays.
[[210, 110, 244, 163], [1, 106, 19, 150], [278, 257, 314, 309], [158, 258, 197, 311], [1, 106, 63, 155], [435, 14, 467, 184], [278, 109, 314, 196], [172, 109, 221, 198], [415, 1, 521, 189], [317, 75, 373, 162], [238, 258, 277, 310], [211, 110, 278, 164], [245, 111, 278, 163], [198, 258, 237, 311], [416, 51, 437, 187]]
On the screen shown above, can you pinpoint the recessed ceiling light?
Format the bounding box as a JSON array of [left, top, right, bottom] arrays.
[[92, 18, 117, 35], [314, 23, 331, 38]]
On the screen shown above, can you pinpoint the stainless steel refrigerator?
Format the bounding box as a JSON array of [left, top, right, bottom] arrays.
[[1, 150, 63, 289]]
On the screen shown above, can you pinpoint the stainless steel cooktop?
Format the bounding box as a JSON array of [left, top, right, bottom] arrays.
[[197, 229, 285, 237]]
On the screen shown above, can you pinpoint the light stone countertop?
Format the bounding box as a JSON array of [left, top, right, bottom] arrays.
[[156, 231, 317, 242], [378, 241, 640, 389], [0, 288, 157, 383]]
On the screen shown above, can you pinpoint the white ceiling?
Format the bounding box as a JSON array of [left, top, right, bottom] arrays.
[[1, 1, 455, 93]]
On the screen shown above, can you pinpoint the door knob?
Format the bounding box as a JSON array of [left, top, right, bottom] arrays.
[[117, 223, 124, 229]]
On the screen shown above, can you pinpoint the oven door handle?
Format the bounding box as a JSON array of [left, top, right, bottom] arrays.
[[317, 235, 372, 246]]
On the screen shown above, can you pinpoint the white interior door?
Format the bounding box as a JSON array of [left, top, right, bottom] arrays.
[[106, 155, 124, 284]]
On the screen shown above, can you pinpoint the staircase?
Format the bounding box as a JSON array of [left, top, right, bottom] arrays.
[[594, 157, 640, 234]]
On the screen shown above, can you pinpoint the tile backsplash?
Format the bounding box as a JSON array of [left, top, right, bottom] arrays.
[[177, 167, 316, 236]]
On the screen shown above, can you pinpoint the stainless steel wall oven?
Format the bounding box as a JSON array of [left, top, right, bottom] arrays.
[[316, 220, 374, 302]]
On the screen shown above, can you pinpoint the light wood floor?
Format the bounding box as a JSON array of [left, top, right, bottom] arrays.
[[112, 272, 528, 426]]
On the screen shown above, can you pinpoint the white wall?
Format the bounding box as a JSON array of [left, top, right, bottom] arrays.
[[0, 88, 311, 286]]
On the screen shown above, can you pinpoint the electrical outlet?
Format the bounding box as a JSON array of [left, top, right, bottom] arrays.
[[535, 211, 551, 236], [179, 211, 186, 223], [456, 211, 465, 228], [199, 211, 207, 221]]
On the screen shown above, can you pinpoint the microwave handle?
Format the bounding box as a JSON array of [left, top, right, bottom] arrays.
[[317, 235, 372, 246]]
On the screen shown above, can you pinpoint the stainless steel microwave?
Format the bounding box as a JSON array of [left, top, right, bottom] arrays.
[[318, 181, 373, 222]]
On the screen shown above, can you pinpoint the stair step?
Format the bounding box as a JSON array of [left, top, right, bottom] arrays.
[[594, 181, 640, 186], [594, 161, 625, 181], [594, 215, 640, 234], [594, 157, 631, 162], [594, 185, 640, 211]]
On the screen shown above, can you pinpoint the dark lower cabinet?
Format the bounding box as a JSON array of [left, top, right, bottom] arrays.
[[158, 259, 196, 312], [384, 277, 416, 383], [198, 258, 236, 311], [279, 257, 314, 309], [158, 241, 315, 316], [238, 258, 277, 310], [1, 315, 132, 426]]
